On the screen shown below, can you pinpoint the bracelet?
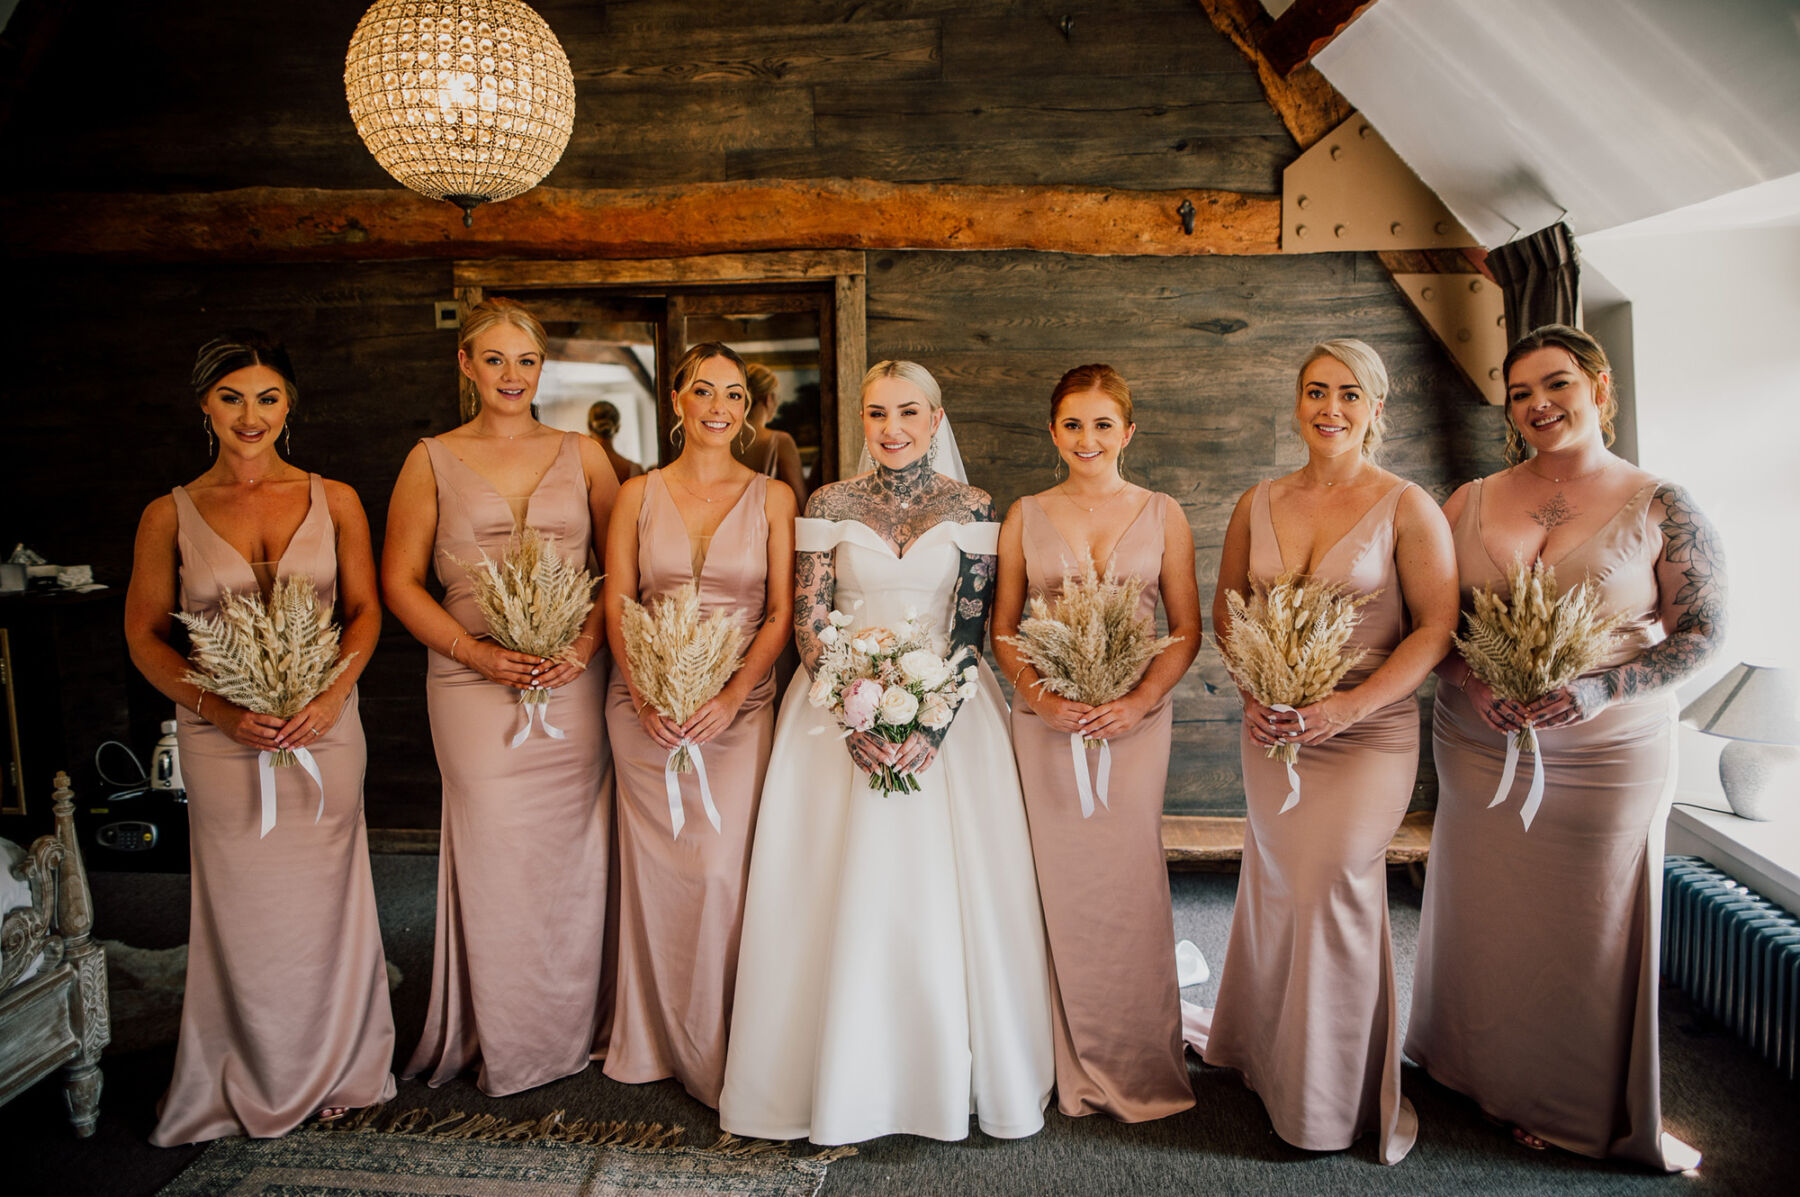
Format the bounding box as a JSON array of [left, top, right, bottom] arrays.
[[1011, 664, 1031, 688], [194, 692, 207, 719], [448, 634, 464, 664]]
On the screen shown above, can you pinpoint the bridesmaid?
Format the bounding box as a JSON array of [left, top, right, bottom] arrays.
[[992, 364, 1201, 1121], [125, 330, 395, 1143], [384, 298, 620, 1096], [1406, 325, 1725, 1170], [601, 342, 796, 1107], [1196, 339, 1457, 1164], [588, 400, 645, 482], [733, 362, 808, 507]]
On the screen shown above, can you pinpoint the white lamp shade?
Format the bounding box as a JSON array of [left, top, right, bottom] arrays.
[[1681, 663, 1800, 746]]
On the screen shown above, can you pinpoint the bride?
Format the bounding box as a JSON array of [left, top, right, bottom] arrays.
[[719, 361, 1054, 1145]]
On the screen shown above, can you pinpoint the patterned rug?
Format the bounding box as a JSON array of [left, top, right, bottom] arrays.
[[159, 1112, 851, 1197]]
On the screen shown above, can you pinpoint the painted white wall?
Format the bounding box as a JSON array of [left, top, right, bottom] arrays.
[[1580, 220, 1800, 792]]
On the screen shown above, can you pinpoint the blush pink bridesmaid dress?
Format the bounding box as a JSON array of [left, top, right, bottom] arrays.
[[1191, 478, 1420, 1164], [1407, 478, 1699, 1171], [602, 472, 776, 1107], [152, 476, 395, 1146], [404, 434, 612, 1097], [1009, 493, 1193, 1121]]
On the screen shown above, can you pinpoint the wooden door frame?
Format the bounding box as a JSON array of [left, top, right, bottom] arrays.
[[453, 251, 867, 478]]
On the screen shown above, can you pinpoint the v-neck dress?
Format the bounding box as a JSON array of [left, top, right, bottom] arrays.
[[1193, 478, 1420, 1164], [1407, 478, 1698, 1171], [152, 475, 396, 1145], [602, 471, 776, 1107], [1009, 493, 1193, 1122], [404, 433, 612, 1097]]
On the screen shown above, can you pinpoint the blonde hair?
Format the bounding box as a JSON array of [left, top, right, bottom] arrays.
[[1050, 363, 1133, 423], [861, 360, 942, 409], [1500, 324, 1617, 465], [458, 297, 550, 418], [745, 362, 779, 414], [1296, 338, 1390, 461], [587, 400, 621, 439], [667, 342, 749, 446]]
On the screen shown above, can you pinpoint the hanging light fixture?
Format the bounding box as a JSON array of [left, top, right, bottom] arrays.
[[345, 0, 577, 227]]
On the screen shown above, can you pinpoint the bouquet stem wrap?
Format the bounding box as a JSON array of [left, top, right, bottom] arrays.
[[665, 739, 722, 838], [1068, 734, 1113, 818], [1487, 726, 1547, 830], [509, 689, 567, 747], [1268, 704, 1304, 813], [257, 746, 326, 838]]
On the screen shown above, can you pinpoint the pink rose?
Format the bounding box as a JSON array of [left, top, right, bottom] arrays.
[[842, 677, 883, 731]]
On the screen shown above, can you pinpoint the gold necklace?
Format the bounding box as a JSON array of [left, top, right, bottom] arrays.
[[1526, 457, 1613, 485], [666, 467, 731, 504], [1056, 481, 1130, 514]]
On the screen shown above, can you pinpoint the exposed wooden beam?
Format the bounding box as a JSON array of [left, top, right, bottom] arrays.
[[0, 181, 1281, 264], [1194, 0, 1353, 151], [1261, 0, 1381, 78]]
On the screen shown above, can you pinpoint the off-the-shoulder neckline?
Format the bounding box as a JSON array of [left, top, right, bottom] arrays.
[[796, 517, 997, 560]]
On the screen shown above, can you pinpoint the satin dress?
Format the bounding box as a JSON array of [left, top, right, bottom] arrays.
[[153, 476, 395, 1145], [1191, 479, 1420, 1164], [602, 472, 776, 1107], [404, 434, 612, 1097], [1009, 493, 1193, 1121], [719, 518, 1054, 1145], [1407, 478, 1699, 1171]]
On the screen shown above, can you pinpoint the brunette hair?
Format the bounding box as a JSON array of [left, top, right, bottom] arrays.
[[745, 362, 780, 413], [670, 341, 749, 396], [587, 400, 621, 439], [861, 360, 942, 409], [192, 329, 299, 408], [1049, 363, 1133, 423], [1500, 323, 1616, 464], [1296, 338, 1390, 461]]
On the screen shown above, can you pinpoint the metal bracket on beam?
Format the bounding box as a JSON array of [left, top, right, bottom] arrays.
[[1390, 273, 1507, 405], [1282, 114, 1475, 253]]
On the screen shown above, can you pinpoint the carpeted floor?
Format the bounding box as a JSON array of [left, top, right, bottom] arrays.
[[5, 855, 1796, 1196]]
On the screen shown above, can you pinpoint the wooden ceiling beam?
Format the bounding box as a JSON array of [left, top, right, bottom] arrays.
[[1260, 0, 1382, 78], [0, 181, 1280, 263], [1194, 0, 1353, 151]]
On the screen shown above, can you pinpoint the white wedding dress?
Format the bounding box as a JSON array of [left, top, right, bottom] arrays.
[[719, 517, 1054, 1144]]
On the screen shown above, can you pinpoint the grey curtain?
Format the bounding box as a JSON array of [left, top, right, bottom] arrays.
[[1487, 222, 1580, 343]]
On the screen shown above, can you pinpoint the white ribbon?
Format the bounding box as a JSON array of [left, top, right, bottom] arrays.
[[1069, 733, 1113, 819], [256, 746, 324, 839], [1487, 725, 1547, 830], [509, 693, 567, 748], [664, 740, 723, 840], [1271, 704, 1304, 813]]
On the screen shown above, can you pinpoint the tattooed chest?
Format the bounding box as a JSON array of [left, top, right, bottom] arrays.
[[1529, 492, 1578, 529], [813, 487, 980, 553]]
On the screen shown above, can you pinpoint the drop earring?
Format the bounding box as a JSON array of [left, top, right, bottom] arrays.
[[202, 415, 215, 457], [282, 423, 292, 455]]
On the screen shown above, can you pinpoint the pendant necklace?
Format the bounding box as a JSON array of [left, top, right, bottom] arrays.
[[1057, 482, 1129, 513], [1527, 457, 1613, 485]]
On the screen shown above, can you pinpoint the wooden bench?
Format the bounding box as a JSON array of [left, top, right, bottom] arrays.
[[1163, 811, 1434, 873]]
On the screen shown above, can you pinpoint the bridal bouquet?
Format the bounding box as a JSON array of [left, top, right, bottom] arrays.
[[1454, 556, 1623, 828], [808, 604, 979, 796], [452, 527, 599, 745], [176, 574, 355, 836], [1216, 571, 1378, 812], [998, 557, 1183, 817]]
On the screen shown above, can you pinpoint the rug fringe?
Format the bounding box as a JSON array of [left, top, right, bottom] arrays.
[[327, 1104, 684, 1148]]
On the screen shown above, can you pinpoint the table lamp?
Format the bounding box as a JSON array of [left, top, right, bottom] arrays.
[[1681, 663, 1800, 821]]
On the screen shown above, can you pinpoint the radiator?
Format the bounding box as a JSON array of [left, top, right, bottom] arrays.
[[1662, 855, 1800, 1080]]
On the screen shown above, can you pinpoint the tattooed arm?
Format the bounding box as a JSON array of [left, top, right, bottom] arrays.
[[1529, 482, 1728, 727], [794, 483, 853, 675], [907, 491, 998, 761]]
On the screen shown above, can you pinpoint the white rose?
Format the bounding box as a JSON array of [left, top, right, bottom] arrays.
[[961, 665, 979, 683], [819, 625, 839, 645], [808, 671, 837, 708], [919, 692, 954, 730], [898, 649, 952, 690], [957, 682, 977, 701], [877, 686, 920, 727]]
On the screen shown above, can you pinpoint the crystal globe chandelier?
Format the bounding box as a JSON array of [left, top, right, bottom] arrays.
[[345, 0, 576, 226]]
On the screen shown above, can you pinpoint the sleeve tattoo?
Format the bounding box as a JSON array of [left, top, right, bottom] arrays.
[[793, 549, 836, 675]]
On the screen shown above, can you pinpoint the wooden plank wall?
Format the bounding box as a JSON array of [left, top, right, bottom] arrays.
[[865, 250, 1507, 814], [5, 1, 1289, 195]]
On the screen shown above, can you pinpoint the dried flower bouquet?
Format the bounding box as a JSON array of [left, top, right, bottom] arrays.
[[998, 556, 1182, 749], [1216, 572, 1378, 812], [177, 574, 356, 768], [1454, 556, 1623, 826], [620, 581, 749, 774], [452, 526, 599, 709]]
